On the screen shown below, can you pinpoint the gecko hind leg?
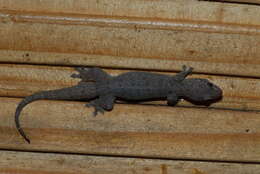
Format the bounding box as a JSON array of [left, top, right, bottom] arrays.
[[175, 65, 194, 81], [167, 93, 179, 106], [86, 95, 115, 117], [71, 67, 111, 83]]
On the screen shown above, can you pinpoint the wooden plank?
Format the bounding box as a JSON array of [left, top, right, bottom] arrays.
[[0, 64, 259, 111], [1, 97, 260, 162], [0, 0, 260, 25], [0, 10, 260, 76], [0, 151, 260, 174]]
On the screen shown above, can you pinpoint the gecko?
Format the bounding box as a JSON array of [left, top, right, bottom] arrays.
[[15, 66, 222, 143]]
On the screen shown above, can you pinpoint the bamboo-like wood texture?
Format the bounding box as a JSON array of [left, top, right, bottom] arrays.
[[0, 0, 260, 173], [1, 151, 260, 174], [0, 0, 260, 76]]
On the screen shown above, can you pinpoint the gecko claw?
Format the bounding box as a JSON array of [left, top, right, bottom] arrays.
[[182, 65, 193, 74], [17, 127, 31, 144], [85, 103, 105, 117]]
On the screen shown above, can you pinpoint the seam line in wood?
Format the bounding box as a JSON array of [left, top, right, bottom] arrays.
[[1, 149, 260, 164], [0, 10, 260, 35]]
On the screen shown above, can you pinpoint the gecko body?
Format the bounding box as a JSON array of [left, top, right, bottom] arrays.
[[15, 66, 222, 143]]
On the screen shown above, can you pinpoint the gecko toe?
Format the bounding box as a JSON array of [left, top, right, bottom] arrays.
[[92, 108, 105, 117], [182, 65, 193, 74], [85, 103, 105, 117]]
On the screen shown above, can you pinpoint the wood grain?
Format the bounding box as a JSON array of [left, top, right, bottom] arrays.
[[0, 5, 259, 76], [0, 97, 260, 162], [1, 151, 260, 174], [0, 0, 260, 169], [0, 64, 260, 111], [0, 0, 260, 25]]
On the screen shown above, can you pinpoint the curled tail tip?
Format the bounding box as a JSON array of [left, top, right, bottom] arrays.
[[25, 137, 31, 144], [15, 98, 32, 144], [17, 127, 31, 144]]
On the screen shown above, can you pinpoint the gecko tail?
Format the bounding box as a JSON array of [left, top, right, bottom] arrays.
[[15, 83, 97, 143], [15, 92, 50, 144], [15, 100, 32, 143]]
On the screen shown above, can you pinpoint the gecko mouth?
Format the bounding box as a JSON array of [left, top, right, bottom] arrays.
[[186, 95, 223, 106]]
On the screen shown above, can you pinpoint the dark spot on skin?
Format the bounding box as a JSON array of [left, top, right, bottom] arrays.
[[245, 129, 250, 133]]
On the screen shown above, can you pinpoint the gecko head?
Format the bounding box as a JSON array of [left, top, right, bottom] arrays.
[[181, 78, 222, 106]]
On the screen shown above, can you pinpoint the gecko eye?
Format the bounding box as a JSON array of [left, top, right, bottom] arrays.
[[207, 82, 213, 87]]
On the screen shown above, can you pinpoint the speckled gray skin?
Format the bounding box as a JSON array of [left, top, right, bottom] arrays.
[[15, 66, 222, 143]]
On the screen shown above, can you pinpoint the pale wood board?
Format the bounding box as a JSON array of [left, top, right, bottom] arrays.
[[0, 0, 260, 25], [1, 151, 260, 174], [0, 5, 259, 76], [0, 64, 259, 111], [0, 0, 259, 170], [0, 97, 260, 162]]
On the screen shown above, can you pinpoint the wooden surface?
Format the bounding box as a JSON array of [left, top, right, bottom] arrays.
[[0, 1, 260, 76], [1, 97, 260, 161], [0, 0, 260, 173], [1, 151, 260, 174]]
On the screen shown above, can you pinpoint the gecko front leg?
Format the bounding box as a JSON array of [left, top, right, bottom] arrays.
[[174, 65, 193, 81], [86, 95, 116, 116]]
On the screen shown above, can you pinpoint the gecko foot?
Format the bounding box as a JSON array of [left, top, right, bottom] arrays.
[[71, 67, 94, 81], [182, 65, 194, 73], [85, 102, 105, 117]]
